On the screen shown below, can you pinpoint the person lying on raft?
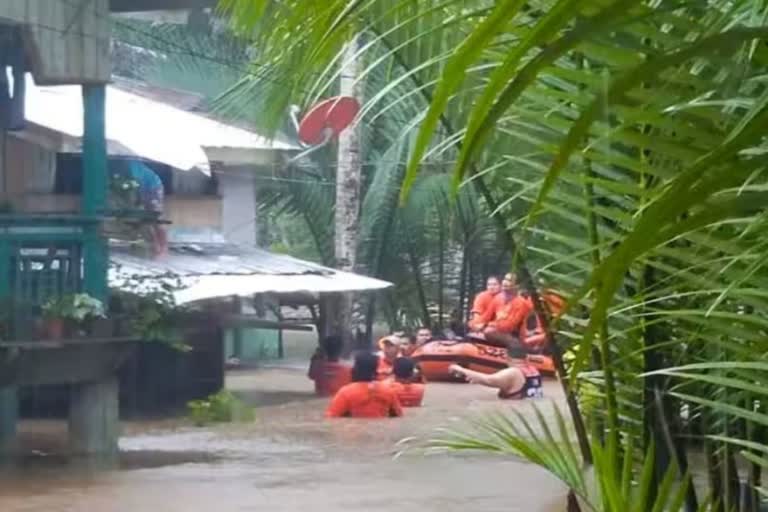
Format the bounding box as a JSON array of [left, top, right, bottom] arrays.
[[308, 335, 351, 397], [473, 274, 533, 348], [376, 335, 403, 379], [326, 352, 404, 418], [449, 348, 543, 400], [388, 357, 426, 407], [468, 275, 501, 332]]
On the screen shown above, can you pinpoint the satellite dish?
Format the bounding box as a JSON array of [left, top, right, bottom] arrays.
[[288, 96, 360, 162]]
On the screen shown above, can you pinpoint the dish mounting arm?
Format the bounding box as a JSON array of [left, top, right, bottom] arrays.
[[287, 127, 334, 164]]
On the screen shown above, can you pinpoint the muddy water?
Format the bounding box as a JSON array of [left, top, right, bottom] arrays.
[[0, 367, 566, 512]]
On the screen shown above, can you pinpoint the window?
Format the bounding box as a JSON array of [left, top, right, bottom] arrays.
[[54, 155, 175, 195]]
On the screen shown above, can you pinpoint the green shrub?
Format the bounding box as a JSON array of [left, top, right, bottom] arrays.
[[187, 390, 255, 426]]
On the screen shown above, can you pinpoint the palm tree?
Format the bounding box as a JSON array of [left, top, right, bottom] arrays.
[[335, 35, 363, 347], [113, 15, 509, 331], [221, 0, 768, 509]]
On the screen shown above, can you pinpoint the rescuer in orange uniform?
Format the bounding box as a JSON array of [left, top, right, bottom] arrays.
[[308, 335, 352, 397], [376, 335, 403, 379], [326, 352, 404, 418], [401, 327, 431, 357], [468, 275, 501, 332], [477, 273, 533, 348], [388, 357, 425, 407]]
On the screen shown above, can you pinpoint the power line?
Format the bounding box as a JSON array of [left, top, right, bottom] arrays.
[[7, 1, 318, 96], [113, 20, 309, 94], [12, 8, 476, 185], [197, 160, 467, 186], [55, 0, 318, 94]]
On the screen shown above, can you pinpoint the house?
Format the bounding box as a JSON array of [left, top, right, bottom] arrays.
[[14, 74, 296, 248], [0, 0, 390, 455]]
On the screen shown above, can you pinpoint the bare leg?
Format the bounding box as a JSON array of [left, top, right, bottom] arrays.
[[150, 226, 168, 257], [449, 364, 525, 395]]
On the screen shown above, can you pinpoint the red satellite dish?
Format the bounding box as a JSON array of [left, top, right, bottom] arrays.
[[297, 96, 360, 146]]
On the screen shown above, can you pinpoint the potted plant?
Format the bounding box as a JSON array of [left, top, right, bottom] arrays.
[[41, 293, 106, 339], [109, 173, 140, 211]]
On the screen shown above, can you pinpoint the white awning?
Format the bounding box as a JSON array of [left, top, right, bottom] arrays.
[[174, 273, 391, 304], [22, 75, 297, 174], [109, 242, 392, 304]]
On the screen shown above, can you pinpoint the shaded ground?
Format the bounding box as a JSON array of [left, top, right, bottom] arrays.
[[0, 364, 567, 512]]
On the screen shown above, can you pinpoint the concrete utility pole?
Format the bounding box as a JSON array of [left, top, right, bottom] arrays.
[[334, 35, 363, 350]]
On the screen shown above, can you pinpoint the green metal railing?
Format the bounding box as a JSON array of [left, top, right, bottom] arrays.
[[0, 85, 112, 341], [0, 215, 96, 340]]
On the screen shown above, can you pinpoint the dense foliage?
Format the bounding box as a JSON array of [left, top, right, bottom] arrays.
[[112, 15, 510, 329], [220, 1, 768, 510]]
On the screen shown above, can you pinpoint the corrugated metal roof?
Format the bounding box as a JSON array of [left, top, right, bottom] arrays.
[[109, 242, 392, 304], [22, 75, 298, 173]]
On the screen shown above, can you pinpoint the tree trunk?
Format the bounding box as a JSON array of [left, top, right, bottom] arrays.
[[335, 35, 363, 351]]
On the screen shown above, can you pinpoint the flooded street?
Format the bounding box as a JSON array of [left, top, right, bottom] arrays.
[[0, 366, 566, 512]]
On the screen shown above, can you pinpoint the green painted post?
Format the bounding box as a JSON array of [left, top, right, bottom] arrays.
[[68, 377, 119, 456], [81, 85, 108, 301], [0, 238, 9, 298], [0, 387, 18, 455]]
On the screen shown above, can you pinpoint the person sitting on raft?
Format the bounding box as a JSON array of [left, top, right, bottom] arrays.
[[449, 347, 543, 400], [308, 335, 351, 397], [468, 275, 501, 332], [401, 334, 418, 357], [388, 357, 425, 407], [326, 352, 404, 418], [376, 335, 403, 379], [416, 326, 433, 346], [402, 327, 433, 357], [474, 273, 533, 349]]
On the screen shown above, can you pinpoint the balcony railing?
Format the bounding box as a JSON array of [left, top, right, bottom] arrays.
[[0, 214, 97, 340]]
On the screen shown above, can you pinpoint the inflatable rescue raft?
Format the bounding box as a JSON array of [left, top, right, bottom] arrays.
[[412, 311, 556, 381], [411, 339, 508, 382]]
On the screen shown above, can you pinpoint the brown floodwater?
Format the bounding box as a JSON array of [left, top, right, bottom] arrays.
[[0, 367, 567, 512]]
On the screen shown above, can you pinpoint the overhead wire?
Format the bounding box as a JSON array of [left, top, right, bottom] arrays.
[[57, 0, 320, 94], [13, 5, 484, 188]]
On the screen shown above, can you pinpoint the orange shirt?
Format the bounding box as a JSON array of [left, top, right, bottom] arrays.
[[325, 382, 404, 418], [468, 290, 497, 330], [389, 381, 425, 407], [308, 359, 352, 397], [376, 353, 396, 380], [484, 293, 533, 334], [472, 290, 497, 315]]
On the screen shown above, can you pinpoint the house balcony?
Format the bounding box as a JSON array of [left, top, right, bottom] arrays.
[[17, 194, 223, 232]]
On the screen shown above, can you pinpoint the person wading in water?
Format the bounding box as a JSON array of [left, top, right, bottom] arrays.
[[326, 352, 403, 418]]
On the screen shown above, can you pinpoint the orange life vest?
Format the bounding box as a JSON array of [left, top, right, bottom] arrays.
[[308, 359, 352, 397], [468, 290, 498, 330], [376, 352, 397, 380], [325, 382, 404, 418], [388, 381, 425, 407], [488, 293, 533, 334]]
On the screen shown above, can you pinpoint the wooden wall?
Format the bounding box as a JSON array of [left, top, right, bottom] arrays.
[[2, 134, 226, 232], [165, 197, 222, 229], [0, 135, 56, 207], [22, 194, 222, 230], [0, 0, 111, 85]]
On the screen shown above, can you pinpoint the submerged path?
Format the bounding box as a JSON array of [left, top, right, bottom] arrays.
[[0, 366, 566, 512]]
